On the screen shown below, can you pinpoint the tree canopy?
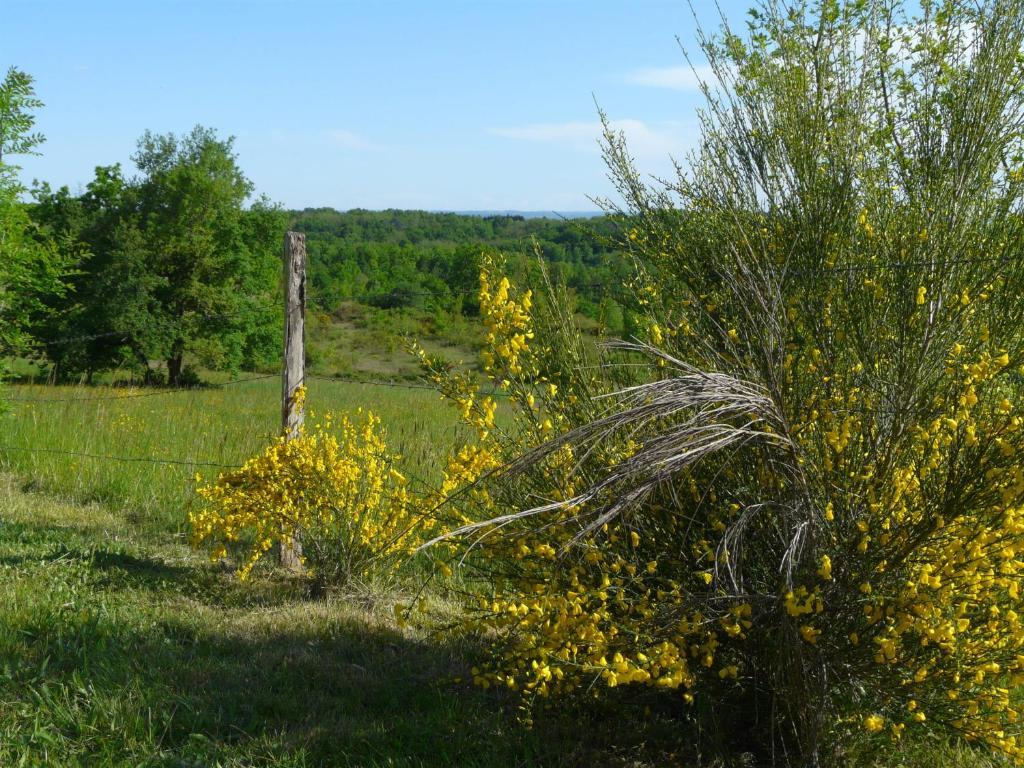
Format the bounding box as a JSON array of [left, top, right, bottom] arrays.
[[32, 126, 286, 383], [0, 67, 70, 360]]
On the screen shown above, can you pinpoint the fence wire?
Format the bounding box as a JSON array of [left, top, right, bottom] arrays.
[[8, 251, 1020, 470], [0, 444, 241, 469]]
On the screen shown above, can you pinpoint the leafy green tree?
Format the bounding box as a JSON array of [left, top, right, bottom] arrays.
[[32, 128, 284, 383], [32, 166, 135, 380], [131, 126, 284, 383], [0, 67, 70, 359]]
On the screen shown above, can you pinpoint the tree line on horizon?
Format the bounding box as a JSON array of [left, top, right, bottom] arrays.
[[290, 207, 633, 323], [0, 65, 636, 387]]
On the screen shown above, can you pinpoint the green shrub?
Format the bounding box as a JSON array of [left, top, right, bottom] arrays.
[[423, 1, 1024, 765]]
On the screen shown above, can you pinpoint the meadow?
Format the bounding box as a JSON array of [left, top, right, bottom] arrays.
[[0, 376, 465, 536], [0, 376, 1005, 766], [0, 377, 687, 767]]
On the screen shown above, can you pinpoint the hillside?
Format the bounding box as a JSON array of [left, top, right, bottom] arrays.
[[291, 209, 634, 381]]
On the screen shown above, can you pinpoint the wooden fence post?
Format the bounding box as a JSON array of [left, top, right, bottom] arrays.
[[280, 230, 306, 570]]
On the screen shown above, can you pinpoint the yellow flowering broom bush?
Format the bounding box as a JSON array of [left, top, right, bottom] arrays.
[[417, 0, 1024, 764], [191, 395, 415, 586]]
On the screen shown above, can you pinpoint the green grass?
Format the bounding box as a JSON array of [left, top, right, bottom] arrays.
[[0, 376, 466, 535], [0, 474, 722, 767], [0, 373, 1010, 767], [0, 474, 535, 767]]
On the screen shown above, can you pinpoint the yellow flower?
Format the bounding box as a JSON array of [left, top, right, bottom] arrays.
[[799, 625, 821, 644], [817, 554, 832, 580]]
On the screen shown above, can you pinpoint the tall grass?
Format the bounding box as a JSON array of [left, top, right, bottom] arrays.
[[0, 377, 464, 533]]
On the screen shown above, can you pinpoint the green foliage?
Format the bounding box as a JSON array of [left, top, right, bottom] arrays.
[[293, 208, 629, 323], [27, 194, 629, 384], [0, 67, 71, 361], [0, 66, 43, 165], [422, 0, 1024, 765], [30, 127, 285, 384]]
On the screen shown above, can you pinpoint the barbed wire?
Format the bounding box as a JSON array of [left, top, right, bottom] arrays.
[[5, 373, 278, 403], [306, 281, 611, 308], [306, 373, 513, 399], [10, 251, 1020, 473], [0, 387, 1004, 474], [785, 253, 1023, 277], [306, 373, 434, 391], [6, 371, 517, 405], [0, 444, 241, 469], [30, 299, 285, 349], [34, 329, 131, 348], [26, 251, 1024, 351]]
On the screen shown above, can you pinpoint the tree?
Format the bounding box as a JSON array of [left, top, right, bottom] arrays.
[[0, 67, 70, 359], [0, 67, 42, 167], [130, 126, 283, 384], [32, 128, 285, 383], [32, 166, 136, 380]]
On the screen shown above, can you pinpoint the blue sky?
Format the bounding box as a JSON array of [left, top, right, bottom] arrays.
[[5, 0, 749, 212]]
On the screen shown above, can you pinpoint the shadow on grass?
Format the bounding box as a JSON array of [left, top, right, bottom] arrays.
[[1, 516, 692, 767], [0, 537, 194, 591], [179, 626, 545, 766], [7, 596, 560, 766]]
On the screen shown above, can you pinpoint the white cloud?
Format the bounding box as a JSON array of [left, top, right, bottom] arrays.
[[625, 64, 716, 91], [491, 122, 601, 148], [490, 118, 696, 160], [325, 129, 378, 151]]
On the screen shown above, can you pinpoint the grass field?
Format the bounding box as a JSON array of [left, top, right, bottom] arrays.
[[0, 378, 1008, 767], [306, 303, 485, 382], [0, 472, 721, 767], [0, 376, 466, 535], [0, 473, 533, 767]]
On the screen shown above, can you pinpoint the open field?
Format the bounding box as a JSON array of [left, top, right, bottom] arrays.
[[0, 377, 467, 535]]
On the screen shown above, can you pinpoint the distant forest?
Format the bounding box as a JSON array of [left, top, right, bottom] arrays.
[[291, 208, 634, 328]]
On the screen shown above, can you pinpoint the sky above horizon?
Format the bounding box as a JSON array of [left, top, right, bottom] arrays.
[[5, 0, 750, 212]]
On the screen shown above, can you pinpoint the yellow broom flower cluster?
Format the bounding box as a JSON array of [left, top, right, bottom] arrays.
[[418, 253, 1024, 761], [421, 267, 741, 707], [479, 265, 535, 378], [191, 399, 414, 584], [779, 325, 1024, 757]]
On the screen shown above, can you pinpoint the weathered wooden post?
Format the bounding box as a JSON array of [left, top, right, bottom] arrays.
[[280, 230, 306, 570]]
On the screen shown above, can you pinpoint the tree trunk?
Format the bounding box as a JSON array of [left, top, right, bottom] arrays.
[[167, 352, 184, 385]]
